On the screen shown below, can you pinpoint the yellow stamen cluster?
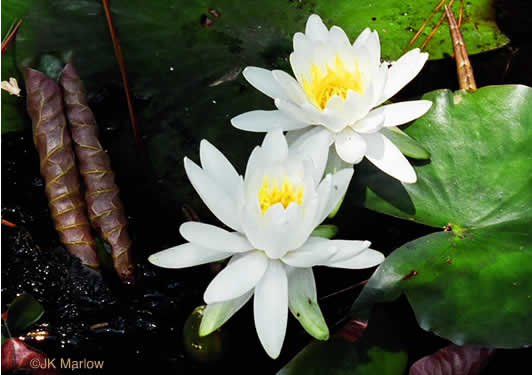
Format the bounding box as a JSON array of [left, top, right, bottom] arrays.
[[303, 56, 364, 110], [258, 176, 304, 215]]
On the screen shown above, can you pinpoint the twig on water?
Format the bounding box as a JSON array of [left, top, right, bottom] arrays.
[[101, 0, 145, 158], [420, 0, 456, 51], [319, 279, 368, 302], [458, 0, 465, 28], [1, 19, 23, 55], [405, 0, 446, 52]]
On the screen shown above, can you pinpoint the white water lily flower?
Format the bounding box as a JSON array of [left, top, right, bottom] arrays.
[[149, 130, 384, 359], [231, 14, 433, 183]]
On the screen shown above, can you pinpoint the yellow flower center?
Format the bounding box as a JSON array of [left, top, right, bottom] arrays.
[[303, 56, 364, 110], [258, 176, 304, 215]]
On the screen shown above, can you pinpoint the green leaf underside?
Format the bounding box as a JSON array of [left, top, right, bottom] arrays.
[[381, 127, 430, 160], [3, 0, 508, 134], [351, 85, 532, 348], [311, 224, 338, 239], [6, 294, 45, 335], [277, 309, 407, 375]]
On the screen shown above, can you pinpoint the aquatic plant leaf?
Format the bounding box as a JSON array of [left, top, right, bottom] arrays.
[[59, 62, 135, 283], [311, 225, 338, 239], [277, 308, 407, 375], [380, 127, 430, 160], [409, 344, 495, 375], [3, 0, 507, 137], [1, 0, 32, 134], [350, 86, 532, 228], [311, 0, 509, 60], [5, 294, 44, 335], [24, 67, 100, 268], [351, 85, 532, 348]]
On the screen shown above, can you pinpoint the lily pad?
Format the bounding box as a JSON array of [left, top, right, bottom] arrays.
[[351, 85, 532, 348], [312, 0, 509, 60], [277, 308, 407, 375], [5, 0, 508, 136]]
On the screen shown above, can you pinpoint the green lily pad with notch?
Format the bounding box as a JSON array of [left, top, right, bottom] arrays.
[[350, 85, 532, 348]]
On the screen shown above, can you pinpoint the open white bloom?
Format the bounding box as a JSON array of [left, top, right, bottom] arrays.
[[149, 130, 384, 358], [232, 14, 433, 183]]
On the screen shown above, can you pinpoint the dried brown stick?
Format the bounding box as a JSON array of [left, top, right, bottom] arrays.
[[458, 0, 465, 28], [445, 5, 477, 91], [405, 0, 447, 52], [101, 0, 144, 158], [24, 68, 100, 268], [1, 19, 23, 55], [421, 0, 456, 50], [60, 62, 135, 284]]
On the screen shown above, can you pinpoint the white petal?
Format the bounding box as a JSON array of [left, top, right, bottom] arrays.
[[290, 51, 311, 84], [327, 248, 385, 269], [231, 110, 308, 132], [352, 108, 385, 134], [329, 26, 351, 50], [305, 14, 329, 41], [318, 168, 353, 224], [319, 105, 351, 132], [314, 173, 332, 227], [244, 129, 289, 182], [199, 290, 253, 336], [370, 63, 389, 106], [254, 260, 288, 359], [380, 100, 433, 127], [243, 67, 289, 100], [362, 132, 417, 183], [343, 89, 372, 124], [200, 140, 243, 200], [382, 49, 428, 101], [261, 128, 289, 164], [324, 94, 346, 114], [184, 158, 242, 231], [335, 128, 367, 164], [323, 240, 372, 264], [272, 70, 308, 105], [324, 146, 352, 175], [281, 237, 336, 267], [275, 97, 315, 124], [365, 30, 381, 68], [262, 203, 303, 259], [204, 251, 268, 303], [285, 127, 319, 146], [289, 127, 332, 185], [355, 45, 379, 86], [352, 28, 372, 50], [293, 32, 312, 55], [287, 267, 329, 340], [179, 222, 253, 252], [148, 243, 231, 269], [244, 145, 263, 182]]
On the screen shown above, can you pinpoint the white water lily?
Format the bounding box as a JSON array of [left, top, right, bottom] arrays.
[[149, 130, 384, 358], [231, 14, 432, 183]]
